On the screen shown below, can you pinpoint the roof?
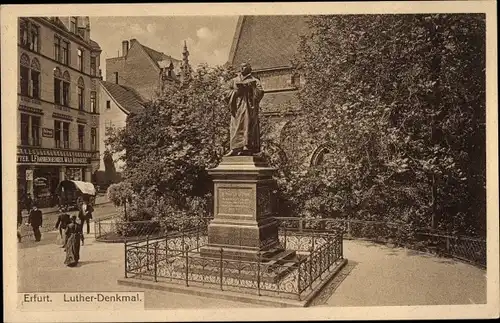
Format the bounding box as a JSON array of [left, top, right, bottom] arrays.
[[100, 81, 145, 115], [137, 40, 182, 69], [229, 16, 310, 71]]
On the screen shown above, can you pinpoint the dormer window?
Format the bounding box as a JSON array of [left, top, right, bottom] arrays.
[[70, 17, 77, 33]]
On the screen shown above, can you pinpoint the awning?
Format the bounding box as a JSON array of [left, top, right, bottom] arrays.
[[57, 180, 96, 196], [72, 181, 96, 195]]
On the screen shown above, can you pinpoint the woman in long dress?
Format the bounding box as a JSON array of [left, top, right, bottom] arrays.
[[63, 215, 84, 267]]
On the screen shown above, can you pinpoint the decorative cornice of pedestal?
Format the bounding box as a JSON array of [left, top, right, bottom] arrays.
[[208, 156, 276, 180]]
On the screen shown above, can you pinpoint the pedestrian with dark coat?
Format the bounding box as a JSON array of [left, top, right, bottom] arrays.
[[27, 204, 43, 242], [55, 207, 71, 246]]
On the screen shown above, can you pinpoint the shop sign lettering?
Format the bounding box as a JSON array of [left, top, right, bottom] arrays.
[[17, 154, 89, 164], [42, 128, 54, 138]]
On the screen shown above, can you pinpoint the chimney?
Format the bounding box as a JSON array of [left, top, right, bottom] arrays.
[[122, 40, 129, 57], [114, 72, 119, 84]]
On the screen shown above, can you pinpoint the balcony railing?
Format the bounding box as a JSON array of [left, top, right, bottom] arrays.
[[24, 137, 41, 146]]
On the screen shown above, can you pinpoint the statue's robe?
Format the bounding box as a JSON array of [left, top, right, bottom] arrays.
[[225, 73, 264, 153]]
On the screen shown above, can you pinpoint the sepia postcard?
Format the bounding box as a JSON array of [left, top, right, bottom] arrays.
[[2, 1, 499, 322]]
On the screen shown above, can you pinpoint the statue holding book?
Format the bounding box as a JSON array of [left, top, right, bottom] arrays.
[[224, 62, 264, 156]]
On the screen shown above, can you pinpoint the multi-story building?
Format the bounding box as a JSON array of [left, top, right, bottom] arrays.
[[98, 79, 145, 175], [96, 39, 191, 186], [17, 16, 102, 207], [105, 39, 190, 101]]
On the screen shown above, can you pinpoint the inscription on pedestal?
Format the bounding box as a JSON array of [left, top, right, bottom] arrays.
[[218, 187, 254, 216]]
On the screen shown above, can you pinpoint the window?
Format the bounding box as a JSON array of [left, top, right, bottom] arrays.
[[78, 86, 84, 110], [78, 124, 85, 150], [31, 69, 40, 99], [62, 122, 69, 149], [20, 66, 30, 96], [54, 37, 61, 61], [54, 78, 62, 104], [70, 17, 77, 33], [20, 114, 30, 145], [106, 100, 111, 110], [77, 49, 83, 72], [90, 56, 96, 76], [91, 128, 97, 151], [62, 41, 69, 65], [19, 19, 28, 47], [77, 78, 85, 110], [31, 116, 40, 146], [30, 25, 39, 52], [62, 82, 70, 106], [19, 20, 39, 52], [54, 120, 61, 148], [90, 91, 97, 113]]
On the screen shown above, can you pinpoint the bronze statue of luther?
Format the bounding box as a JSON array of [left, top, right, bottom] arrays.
[[224, 62, 264, 156]]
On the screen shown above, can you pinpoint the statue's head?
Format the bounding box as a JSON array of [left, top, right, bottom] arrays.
[[240, 62, 252, 76]]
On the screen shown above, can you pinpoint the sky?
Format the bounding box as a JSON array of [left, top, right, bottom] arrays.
[[89, 16, 239, 81]]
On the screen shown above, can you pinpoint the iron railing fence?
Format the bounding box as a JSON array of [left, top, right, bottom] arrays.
[[276, 217, 486, 268], [415, 232, 486, 268], [124, 228, 343, 301], [97, 215, 486, 267], [95, 217, 211, 242]]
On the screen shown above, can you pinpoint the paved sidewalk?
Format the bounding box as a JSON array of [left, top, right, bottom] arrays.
[[17, 230, 487, 308]]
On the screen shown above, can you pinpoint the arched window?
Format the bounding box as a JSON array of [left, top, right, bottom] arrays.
[[30, 58, 40, 71], [77, 77, 85, 111], [30, 58, 41, 99], [20, 53, 30, 67], [53, 67, 62, 78], [310, 144, 332, 167], [53, 67, 62, 104], [63, 71, 70, 81], [61, 71, 71, 106], [19, 54, 30, 96]]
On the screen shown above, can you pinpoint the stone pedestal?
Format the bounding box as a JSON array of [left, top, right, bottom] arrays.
[[200, 156, 286, 261]]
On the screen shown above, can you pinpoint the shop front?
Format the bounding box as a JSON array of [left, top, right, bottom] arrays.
[[17, 147, 99, 208]]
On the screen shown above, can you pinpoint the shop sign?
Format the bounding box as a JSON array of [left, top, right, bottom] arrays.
[[17, 154, 90, 165], [33, 177, 48, 187], [42, 128, 54, 138], [26, 169, 33, 180]]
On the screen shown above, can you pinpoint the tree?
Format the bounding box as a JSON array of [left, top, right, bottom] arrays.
[[107, 181, 134, 221], [106, 64, 233, 219], [287, 14, 486, 238]]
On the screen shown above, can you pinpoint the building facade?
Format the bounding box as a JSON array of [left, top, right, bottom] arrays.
[[17, 16, 102, 207], [98, 80, 145, 175], [105, 39, 187, 101]]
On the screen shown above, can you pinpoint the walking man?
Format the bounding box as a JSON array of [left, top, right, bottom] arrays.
[[55, 207, 71, 246], [78, 200, 93, 235], [27, 204, 43, 242]]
